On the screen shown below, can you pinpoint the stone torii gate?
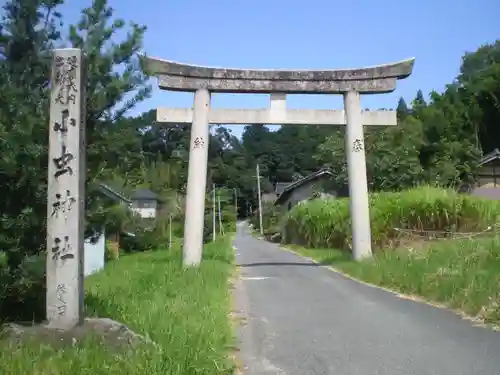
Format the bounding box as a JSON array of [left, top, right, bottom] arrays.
[[141, 56, 415, 266]]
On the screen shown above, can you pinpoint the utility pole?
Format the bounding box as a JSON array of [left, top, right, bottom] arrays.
[[212, 183, 216, 242], [256, 164, 263, 236], [234, 188, 238, 220], [217, 194, 223, 235], [169, 213, 172, 250]]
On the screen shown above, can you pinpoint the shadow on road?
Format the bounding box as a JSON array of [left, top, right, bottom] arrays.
[[237, 262, 319, 267]]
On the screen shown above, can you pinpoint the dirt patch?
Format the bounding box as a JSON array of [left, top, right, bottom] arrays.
[[392, 237, 433, 254], [229, 266, 246, 375]]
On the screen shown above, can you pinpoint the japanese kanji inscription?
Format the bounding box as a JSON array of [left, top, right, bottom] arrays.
[[46, 49, 86, 330]]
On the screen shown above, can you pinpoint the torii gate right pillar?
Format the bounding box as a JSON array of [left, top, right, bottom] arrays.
[[344, 90, 371, 259], [142, 55, 415, 264]]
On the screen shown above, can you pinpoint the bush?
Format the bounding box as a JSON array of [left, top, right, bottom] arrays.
[[249, 202, 284, 235], [282, 186, 500, 251], [105, 240, 120, 261], [203, 204, 237, 243], [121, 224, 165, 253], [0, 254, 46, 324], [120, 212, 184, 252]]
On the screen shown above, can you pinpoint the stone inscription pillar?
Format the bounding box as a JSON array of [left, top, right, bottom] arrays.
[[183, 88, 211, 266], [344, 90, 372, 260], [46, 48, 86, 329]]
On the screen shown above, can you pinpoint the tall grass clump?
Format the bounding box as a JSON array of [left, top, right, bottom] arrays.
[[282, 186, 500, 251]]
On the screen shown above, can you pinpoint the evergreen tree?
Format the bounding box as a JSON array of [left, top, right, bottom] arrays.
[[67, 0, 152, 237], [396, 97, 409, 120], [0, 0, 151, 321], [412, 89, 427, 114], [0, 0, 63, 269]]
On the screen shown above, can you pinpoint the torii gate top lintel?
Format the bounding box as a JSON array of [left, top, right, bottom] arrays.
[[141, 55, 415, 94]]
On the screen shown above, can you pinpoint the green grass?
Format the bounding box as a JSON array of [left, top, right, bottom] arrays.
[[0, 236, 237, 375], [288, 235, 500, 324]]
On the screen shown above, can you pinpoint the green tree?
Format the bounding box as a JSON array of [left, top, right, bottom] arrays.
[[314, 117, 425, 191], [0, 0, 64, 322], [67, 0, 151, 238], [396, 97, 409, 120], [0, 0, 63, 269], [0, 0, 151, 321], [418, 86, 481, 186], [458, 40, 500, 153]]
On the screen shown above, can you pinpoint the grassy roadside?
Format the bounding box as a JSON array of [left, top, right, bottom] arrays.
[[286, 236, 500, 325], [0, 236, 236, 375]]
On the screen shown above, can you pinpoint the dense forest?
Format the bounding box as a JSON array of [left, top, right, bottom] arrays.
[[0, 0, 499, 320]]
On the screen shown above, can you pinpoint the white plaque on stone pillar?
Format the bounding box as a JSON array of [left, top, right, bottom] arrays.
[[46, 48, 86, 329]]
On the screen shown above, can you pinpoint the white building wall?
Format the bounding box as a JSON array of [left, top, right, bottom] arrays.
[[84, 229, 105, 276], [131, 207, 157, 218]]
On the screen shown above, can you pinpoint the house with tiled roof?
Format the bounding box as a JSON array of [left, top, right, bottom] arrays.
[[130, 188, 163, 218], [467, 148, 500, 200], [274, 169, 336, 210]]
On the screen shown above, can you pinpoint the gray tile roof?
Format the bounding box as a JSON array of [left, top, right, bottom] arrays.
[[479, 148, 500, 166], [275, 182, 292, 195], [274, 169, 334, 206], [97, 183, 131, 203], [131, 188, 159, 200]]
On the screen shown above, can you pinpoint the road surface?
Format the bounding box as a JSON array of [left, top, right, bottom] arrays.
[[233, 223, 500, 375]]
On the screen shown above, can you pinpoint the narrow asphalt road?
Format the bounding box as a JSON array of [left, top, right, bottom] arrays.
[[233, 223, 500, 375]]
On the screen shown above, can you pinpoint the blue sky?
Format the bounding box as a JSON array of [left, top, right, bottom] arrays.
[[61, 0, 499, 138]]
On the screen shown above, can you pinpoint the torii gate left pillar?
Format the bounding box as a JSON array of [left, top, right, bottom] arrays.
[[141, 56, 415, 266]]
